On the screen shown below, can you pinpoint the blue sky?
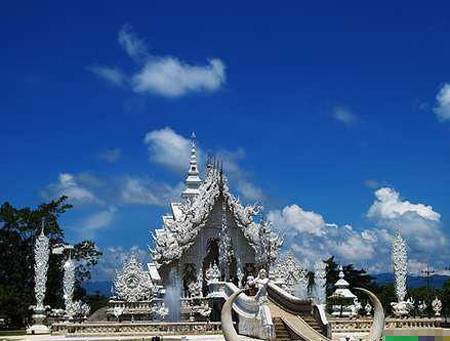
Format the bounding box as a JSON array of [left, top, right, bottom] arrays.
[[1, 1, 449, 279]]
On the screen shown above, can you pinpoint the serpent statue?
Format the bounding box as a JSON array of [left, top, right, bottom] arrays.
[[221, 286, 385, 341]]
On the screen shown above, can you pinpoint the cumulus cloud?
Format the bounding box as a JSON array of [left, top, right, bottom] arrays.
[[143, 127, 265, 201], [132, 57, 225, 97], [120, 176, 183, 206], [42, 173, 100, 204], [333, 106, 358, 125], [91, 25, 226, 98], [268, 204, 326, 236], [433, 83, 450, 121], [367, 187, 447, 262], [368, 187, 440, 222], [268, 204, 388, 269], [144, 127, 192, 172]]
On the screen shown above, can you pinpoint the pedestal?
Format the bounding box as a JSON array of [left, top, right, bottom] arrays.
[[27, 311, 50, 335]]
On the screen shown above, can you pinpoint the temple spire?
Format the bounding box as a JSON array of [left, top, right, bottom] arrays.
[[182, 132, 202, 200]]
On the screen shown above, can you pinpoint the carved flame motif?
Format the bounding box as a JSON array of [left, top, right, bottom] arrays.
[[113, 255, 154, 302]]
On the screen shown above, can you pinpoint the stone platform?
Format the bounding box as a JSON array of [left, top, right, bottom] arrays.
[[51, 321, 222, 337]]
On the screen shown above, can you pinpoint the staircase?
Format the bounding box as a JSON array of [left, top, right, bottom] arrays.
[[273, 317, 295, 341], [299, 314, 323, 335]]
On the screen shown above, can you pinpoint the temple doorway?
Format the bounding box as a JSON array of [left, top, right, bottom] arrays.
[[202, 238, 219, 294]]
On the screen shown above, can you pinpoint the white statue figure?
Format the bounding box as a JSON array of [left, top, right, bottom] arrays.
[[152, 302, 169, 320], [187, 281, 202, 298], [113, 306, 125, 321], [248, 269, 275, 340], [391, 232, 409, 317], [418, 301, 427, 315], [236, 256, 243, 288], [198, 301, 212, 319], [27, 224, 51, 334], [205, 262, 221, 283], [197, 266, 204, 295], [349, 298, 362, 318], [365, 302, 373, 316], [432, 297, 442, 317], [63, 256, 75, 320], [113, 254, 154, 302], [314, 261, 327, 305]]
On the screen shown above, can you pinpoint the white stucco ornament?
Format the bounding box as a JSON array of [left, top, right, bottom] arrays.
[[113, 254, 154, 302], [432, 297, 442, 317], [151, 160, 282, 268], [205, 262, 221, 283], [391, 232, 410, 317], [314, 261, 327, 305], [273, 251, 307, 296]]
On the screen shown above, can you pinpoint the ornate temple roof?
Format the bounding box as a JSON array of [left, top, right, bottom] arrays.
[[150, 140, 282, 268]]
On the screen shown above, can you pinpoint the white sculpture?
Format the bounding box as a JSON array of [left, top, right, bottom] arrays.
[[247, 269, 275, 340], [205, 262, 221, 283], [432, 297, 442, 317], [112, 306, 125, 321], [365, 302, 373, 316], [391, 232, 409, 317], [330, 266, 357, 317], [314, 261, 327, 305], [63, 256, 75, 320], [151, 160, 282, 269], [418, 301, 427, 315], [113, 254, 154, 302], [187, 281, 202, 298], [27, 224, 50, 334], [273, 251, 308, 297]]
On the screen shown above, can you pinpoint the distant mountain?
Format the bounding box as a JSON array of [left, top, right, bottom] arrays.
[[373, 273, 450, 288], [83, 281, 112, 296]]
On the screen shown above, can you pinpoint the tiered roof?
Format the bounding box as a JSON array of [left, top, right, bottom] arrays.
[[150, 140, 282, 268]]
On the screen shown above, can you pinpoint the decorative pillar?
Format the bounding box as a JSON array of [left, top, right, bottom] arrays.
[[27, 224, 50, 334], [390, 232, 410, 317], [63, 255, 75, 321], [314, 261, 327, 305]]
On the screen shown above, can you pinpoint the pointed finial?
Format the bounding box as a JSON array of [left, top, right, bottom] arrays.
[[40, 217, 45, 235]]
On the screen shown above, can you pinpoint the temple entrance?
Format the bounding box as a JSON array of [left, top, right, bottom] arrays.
[[202, 238, 219, 294]]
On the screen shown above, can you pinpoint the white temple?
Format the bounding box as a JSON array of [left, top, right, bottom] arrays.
[[149, 137, 282, 296]]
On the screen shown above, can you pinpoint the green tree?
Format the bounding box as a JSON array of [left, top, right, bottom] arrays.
[[0, 197, 102, 328]]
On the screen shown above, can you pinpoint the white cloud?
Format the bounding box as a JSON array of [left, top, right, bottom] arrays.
[[433, 83, 450, 121], [268, 204, 326, 236], [268, 204, 388, 269], [333, 106, 358, 125], [89, 66, 126, 86], [367, 187, 447, 260], [144, 127, 192, 172], [91, 25, 226, 98], [82, 206, 117, 231], [367, 187, 440, 222], [133, 57, 225, 97], [237, 180, 265, 201], [118, 24, 149, 62], [100, 148, 122, 163], [120, 176, 183, 207], [43, 173, 100, 204], [143, 127, 265, 202]]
